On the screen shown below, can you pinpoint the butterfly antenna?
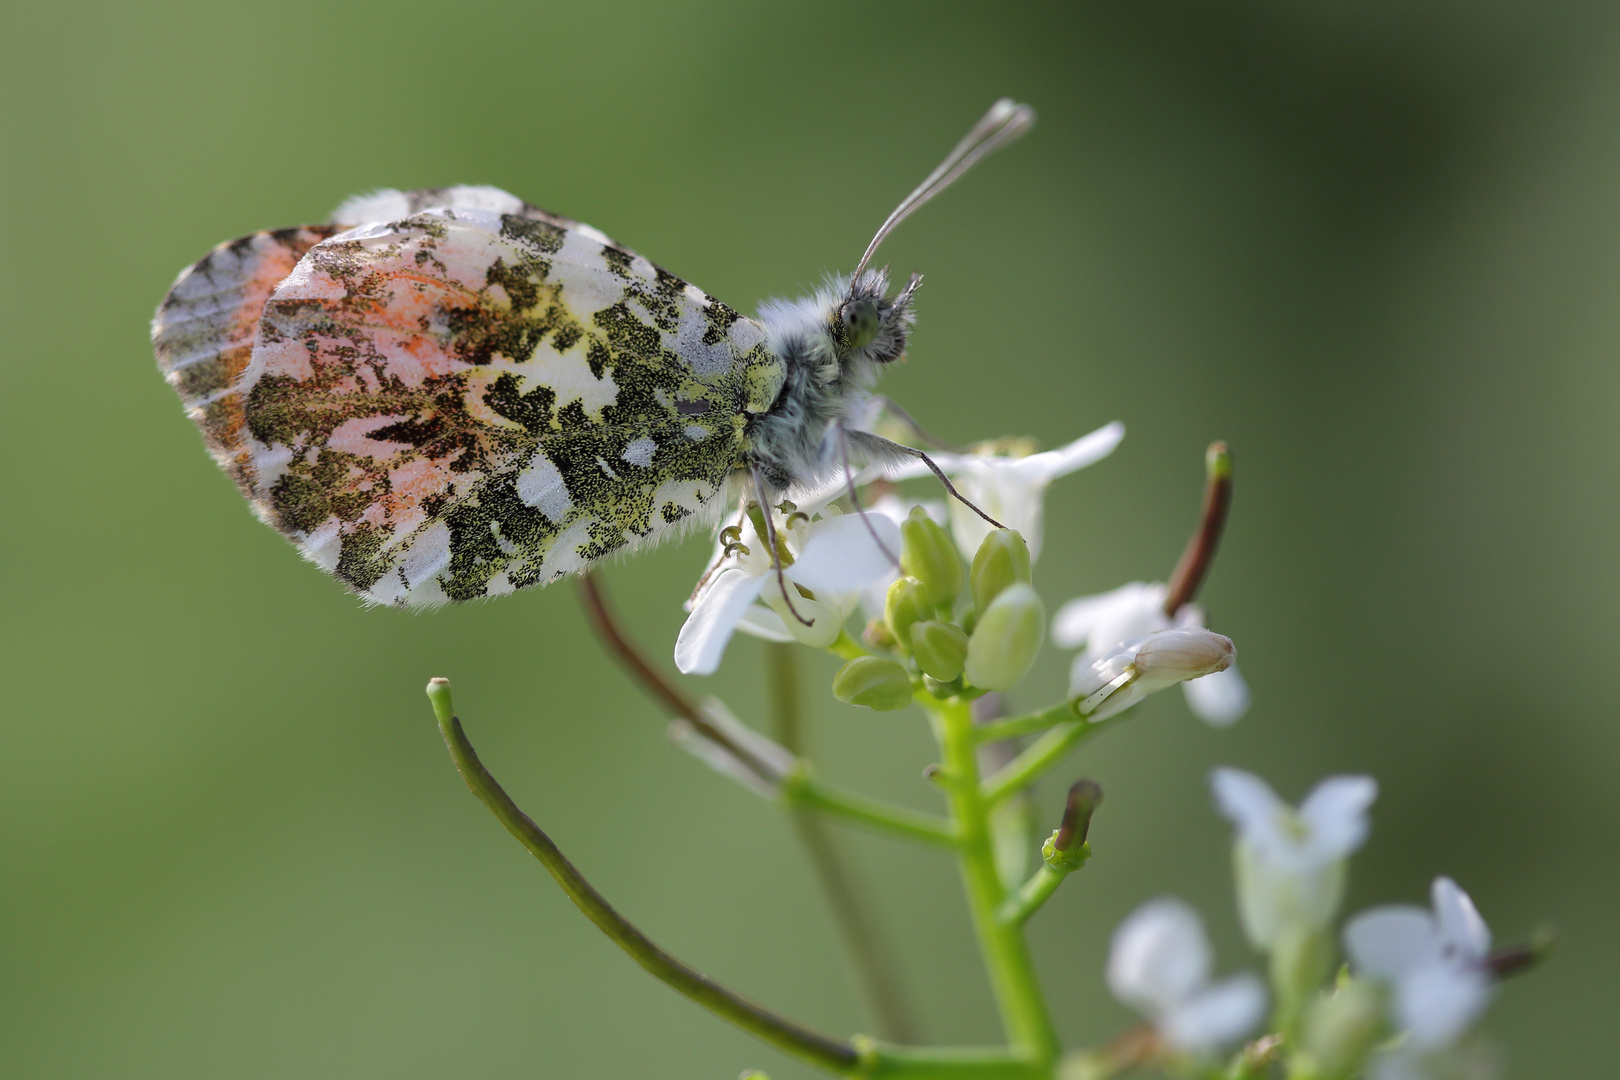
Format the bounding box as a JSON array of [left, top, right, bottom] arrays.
[[849, 98, 1036, 292]]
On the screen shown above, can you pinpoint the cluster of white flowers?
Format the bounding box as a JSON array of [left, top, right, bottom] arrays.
[[1097, 767, 1504, 1077], [663, 420, 1526, 1080]]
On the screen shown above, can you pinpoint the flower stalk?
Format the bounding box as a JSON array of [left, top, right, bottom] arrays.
[[426, 679, 861, 1075]]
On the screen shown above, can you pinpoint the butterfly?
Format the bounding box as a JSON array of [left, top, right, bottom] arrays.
[[151, 99, 1033, 607]]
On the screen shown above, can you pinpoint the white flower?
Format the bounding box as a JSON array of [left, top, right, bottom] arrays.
[[886, 421, 1124, 561], [674, 506, 900, 676], [1210, 769, 1377, 950], [1071, 627, 1236, 721], [1053, 582, 1249, 726], [1107, 898, 1267, 1057], [1345, 877, 1494, 1052]]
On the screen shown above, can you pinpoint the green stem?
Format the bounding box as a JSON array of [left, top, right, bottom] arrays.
[[970, 702, 1078, 745], [928, 696, 1061, 1065], [997, 866, 1068, 927], [784, 771, 960, 850], [767, 643, 918, 1044], [830, 632, 869, 661], [981, 717, 1117, 807], [429, 687, 859, 1076], [864, 1043, 1044, 1079]]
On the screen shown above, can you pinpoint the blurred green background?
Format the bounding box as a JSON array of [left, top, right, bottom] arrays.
[[2, 1, 1616, 1076]]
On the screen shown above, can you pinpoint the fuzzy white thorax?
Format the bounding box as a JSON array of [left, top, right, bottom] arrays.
[[747, 270, 916, 495]]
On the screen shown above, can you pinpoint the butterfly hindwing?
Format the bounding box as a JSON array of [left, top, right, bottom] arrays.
[[233, 205, 784, 605]]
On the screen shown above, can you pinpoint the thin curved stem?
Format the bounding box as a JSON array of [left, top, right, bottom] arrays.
[[577, 573, 782, 787], [784, 772, 960, 850], [997, 867, 1067, 928], [981, 717, 1119, 807], [768, 642, 918, 1044], [429, 685, 860, 1075], [970, 702, 1078, 745]]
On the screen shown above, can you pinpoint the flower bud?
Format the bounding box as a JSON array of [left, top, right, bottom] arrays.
[[970, 529, 1032, 613], [832, 656, 913, 711], [1071, 627, 1236, 720], [910, 619, 968, 682], [884, 576, 932, 652], [900, 507, 961, 609], [1300, 979, 1387, 1080], [424, 677, 455, 725], [1132, 627, 1235, 689], [964, 583, 1045, 691]]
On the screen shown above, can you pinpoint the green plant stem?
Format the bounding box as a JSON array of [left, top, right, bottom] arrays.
[[928, 696, 1061, 1066], [831, 632, 868, 661], [981, 717, 1117, 807], [432, 700, 859, 1076], [767, 642, 917, 1044], [997, 866, 1068, 927], [971, 702, 1079, 745], [784, 772, 960, 850], [863, 1043, 1044, 1078]]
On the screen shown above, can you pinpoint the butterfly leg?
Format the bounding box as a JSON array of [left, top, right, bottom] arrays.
[[834, 420, 900, 568], [869, 396, 964, 453], [845, 431, 1007, 530], [751, 464, 816, 627]]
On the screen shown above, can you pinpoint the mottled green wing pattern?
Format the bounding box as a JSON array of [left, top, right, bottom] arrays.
[[232, 206, 783, 605]]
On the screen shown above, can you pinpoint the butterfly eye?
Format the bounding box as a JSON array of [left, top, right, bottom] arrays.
[[842, 299, 880, 350]]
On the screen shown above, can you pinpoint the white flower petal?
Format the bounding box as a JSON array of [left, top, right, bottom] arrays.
[[947, 470, 1046, 562], [1107, 898, 1213, 1015], [1298, 775, 1378, 860], [1431, 877, 1491, 962], [1344, 906, 1442, 980], [734, 604, 795, 643], [785, 512, 901, 592], [1183, 664, 1250, 727], [1233, 842, 1348, 947], [1052, 582, 1158, 649], [761, 584, 848, 649], [1397, 962, 1493, 1050], [668, 697, 796, 800], [1006, 421, 1126, 482], [1210, 768, 1286, 840], [673, 569, 766, 675], [1159, 973, 1267, 1056]]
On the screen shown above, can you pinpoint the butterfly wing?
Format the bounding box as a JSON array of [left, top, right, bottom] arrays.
[[152, 187, 582, 495], [163, 202, 783, 606]]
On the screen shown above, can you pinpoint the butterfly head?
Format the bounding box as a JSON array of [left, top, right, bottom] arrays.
[[832, 269, 919, 367]]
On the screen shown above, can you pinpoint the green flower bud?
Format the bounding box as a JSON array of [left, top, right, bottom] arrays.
[[1300, 979, 1387, 1080], [964, 583, 1044, 691], [884, 576, 932, 652], [900, 507, 961, 609], [832, 656, 913, 711], [910, 619, 968, 682], [969, 529, 1032, 613]]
